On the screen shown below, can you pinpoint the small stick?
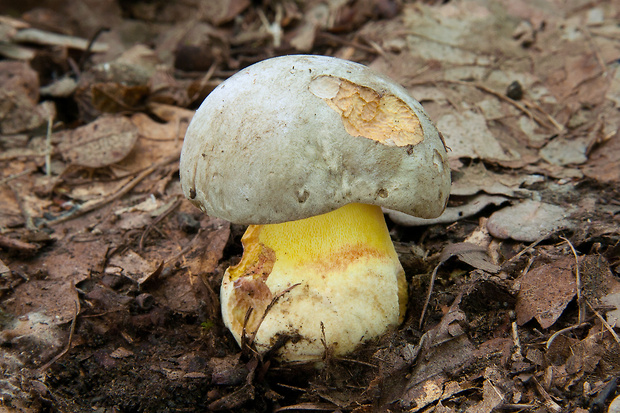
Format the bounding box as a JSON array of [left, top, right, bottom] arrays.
[[46, 148, 181, 226], [546, 323, 589, 349], [0, 168, 37, 185], [501, 232, 553, 268], [587, 301, 620, 345], [38, 300, 80, 373], [247, 283, 301, 347], [511, 321, 523, 362], [533, 377, 562, 412], [139, 197, 182, 252], [419, 260, 442, 329], [45, 114, 54, 176]]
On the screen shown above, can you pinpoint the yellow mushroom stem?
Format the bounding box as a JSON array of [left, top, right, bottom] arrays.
[[220, 203, 408, 361]]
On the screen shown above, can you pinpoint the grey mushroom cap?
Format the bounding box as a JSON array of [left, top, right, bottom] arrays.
[[180, 54, 450, 225]]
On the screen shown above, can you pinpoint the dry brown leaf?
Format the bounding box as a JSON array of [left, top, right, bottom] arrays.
[[2, 280, 78, 325], [581, 130, 620, 183], [0, 61, 55, 134], [107, 249, 159, 285], [439, 242, 500, 274], [438, 111, 521, 163], [56, 115, 138, 168], [150, 217, 230, 313], [487, 200, 575, 242], [0, 257, 10, 276], [515, 256, 577, 328], [402, 334, 476, 411], [451, 163, 537, 198]]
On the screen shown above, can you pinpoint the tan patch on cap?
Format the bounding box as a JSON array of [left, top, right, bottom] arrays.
[[309, 76, 424, 147]]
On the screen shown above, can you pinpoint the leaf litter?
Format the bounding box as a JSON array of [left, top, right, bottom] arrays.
[[0, 0, 619, 412]]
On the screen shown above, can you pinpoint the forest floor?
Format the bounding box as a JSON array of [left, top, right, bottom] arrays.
[[0, 0, 619, 412]]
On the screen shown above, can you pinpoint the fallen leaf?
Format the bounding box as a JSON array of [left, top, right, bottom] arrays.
[[540, 135, 590, 166], [438, 110, 521, 162], [0, 311, 65, 364], [0, 61, 55, 134], [209, 0, 251, 26], [440, 243, 500, 274], [465, 375, 505, 413], [487, 200, 575, 242], [107, 249, 158, 285], [515, 256, 577, 328], [602, 292, 620, 326], [2, 280, 78, 324], [0, 258, 9, 276], [581, 130, 620, 183], [450, 162, 537, 198], [151, 218, 230, 313], [387, 194, 509, 226], [110, 347, 135, 359], [402, 334, 476, 411], [56, 115, 138, 168]]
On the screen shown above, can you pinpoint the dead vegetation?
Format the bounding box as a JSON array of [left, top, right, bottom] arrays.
[[0, 0, 619, 412]]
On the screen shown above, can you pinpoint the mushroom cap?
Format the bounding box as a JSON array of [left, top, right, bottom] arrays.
[[180, 55, 450, 225]]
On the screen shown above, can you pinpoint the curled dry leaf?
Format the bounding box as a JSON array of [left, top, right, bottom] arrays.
[[56, 115, 138, 168], [439, 242, 501, 274]]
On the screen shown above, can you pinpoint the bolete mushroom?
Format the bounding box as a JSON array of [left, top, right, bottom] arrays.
[[180, 55, 450, 361]]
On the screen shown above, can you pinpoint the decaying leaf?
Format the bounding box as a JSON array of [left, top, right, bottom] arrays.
[[515, 256, 577, 329], [2, 280, 78, 325], [438, 110, 521, 163], [487, 200, 576, 242], [55, 115, 138, 168], [581, 130, 620, 183], [107, 249, 159, 285], [439, 242, 500, 274], [0, 60, 55, 134]]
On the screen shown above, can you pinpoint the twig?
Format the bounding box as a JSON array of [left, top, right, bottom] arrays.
[[189, 62, 218, 103], [37, 300, 80, 373], [501, 232, 554, 268], [436, 79, 563, 132], [419, 261, 442, 329], [138, 197, 183, 252], [532, 377, 562, 412], [511, 321, 524, 362], [246, 283, 301, 348], [0, 168, 37, 185], [45, 148, 182, 226], [78, 27, 110, 72], [522, 99, 564, 132], [586, 301, 620, 346], [546, 322, 590, 349], [8, 181, 36, 230], [582, 26, 608, 78], [45, 114, 54, 176], [165, 227, 203, 267]]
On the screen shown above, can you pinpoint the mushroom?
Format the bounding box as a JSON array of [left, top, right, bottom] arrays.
[[180, 55, 450, 361]]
